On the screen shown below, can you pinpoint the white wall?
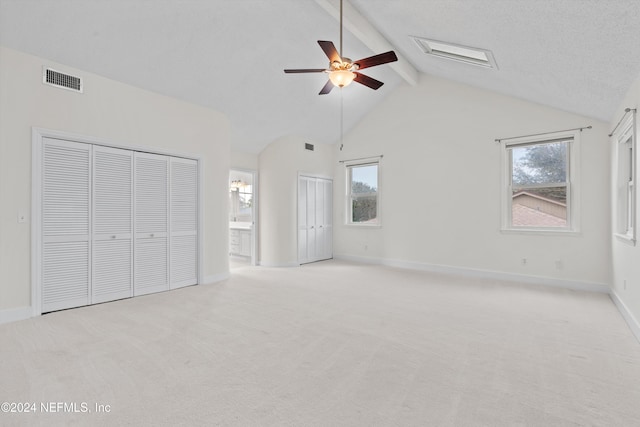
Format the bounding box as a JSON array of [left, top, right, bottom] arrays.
[[258, 135, 334, 266], [334, 75, 611, 288], [230, 151, 258, 171], [0, 47, 230, 319], [610, 70, 640, 338]]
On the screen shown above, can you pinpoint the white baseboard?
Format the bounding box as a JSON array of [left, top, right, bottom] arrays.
[[610, 290, 640, 343], [203, 272, 230, 284], [0, 306, 32, 325], [333, 254, 610, 294]]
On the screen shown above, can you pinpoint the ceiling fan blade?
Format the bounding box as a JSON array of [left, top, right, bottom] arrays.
[[319, 80, 335, 95], [284, 68, 326, 73], [318, 40, 342, 64], [353, 51, 398, 70], [353, 72, 384, 90]]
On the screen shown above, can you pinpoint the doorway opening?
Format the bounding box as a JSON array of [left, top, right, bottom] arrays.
[[229, 169, 257, 268]]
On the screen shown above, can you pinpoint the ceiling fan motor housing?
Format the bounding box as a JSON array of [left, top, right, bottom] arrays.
[[331, 58, 358, 72]]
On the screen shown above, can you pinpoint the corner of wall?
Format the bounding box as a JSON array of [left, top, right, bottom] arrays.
[[610, 289, 640, 343]]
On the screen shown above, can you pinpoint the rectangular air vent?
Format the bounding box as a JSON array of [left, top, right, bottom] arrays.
[[305, 143, 314, 151], [43, 67, 83, 93]]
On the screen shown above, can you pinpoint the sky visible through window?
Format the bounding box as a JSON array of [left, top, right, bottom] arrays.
[[352, 165, 377, 190]]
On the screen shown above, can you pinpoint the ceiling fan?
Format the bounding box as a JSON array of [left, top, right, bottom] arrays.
[[284, 0, 398, 95]]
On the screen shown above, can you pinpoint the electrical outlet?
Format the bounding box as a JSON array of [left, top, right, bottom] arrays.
[[521, 258, 527, 265], [555, 260, 563, 270]]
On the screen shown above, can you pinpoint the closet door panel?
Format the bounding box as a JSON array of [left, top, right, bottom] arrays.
[[93, 239, 132, 302], [323, 179, 333, 260], [92, 146, 133, 303], [41, 138, 91, 312], [135, 154, 168, 235], [298, 177, 309, 263], [170, 234, 197, 286], [42, 240, 90, 312], [134, 152, 169, 296], [306, 179, 317, 261], [315, 179, 325, 259], [170, 158, 198, 232], [170, 158, 198, 288], [135, 237, 168, 294]]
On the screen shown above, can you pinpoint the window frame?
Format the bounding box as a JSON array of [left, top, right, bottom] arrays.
[[345, 160, 381, 227], [500, 130, 581, 234], [613, 114, 636, 245]]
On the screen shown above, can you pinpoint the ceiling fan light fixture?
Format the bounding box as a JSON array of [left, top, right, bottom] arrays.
[[329, 70, 356, 87]]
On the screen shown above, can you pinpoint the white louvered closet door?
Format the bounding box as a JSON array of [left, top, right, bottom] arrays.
[[92, 146, 133, 304], [298, 176, 309, 263], [41, 138, 91, 312], [322, 179, 333, 260], [170, 157, 198, 289], [298, 176, 333, 265], [306, 178, 318, 261], [315, 179, 325, 259], [134, 152, 169, 296]]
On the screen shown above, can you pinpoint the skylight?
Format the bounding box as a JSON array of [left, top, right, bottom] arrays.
[[411, 37, 498, 69]]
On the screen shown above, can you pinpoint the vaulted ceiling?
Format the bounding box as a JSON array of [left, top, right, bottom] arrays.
[[2, 0, 640, 153]]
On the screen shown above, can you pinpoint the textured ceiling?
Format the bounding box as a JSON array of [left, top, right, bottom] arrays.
[[2, 0, 640, 153], [351, 0, 640, 123]]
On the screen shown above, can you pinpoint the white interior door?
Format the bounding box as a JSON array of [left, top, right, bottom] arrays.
[[170, 157, 198, 289], [92, 146, 133, 304], [41, 138, 91, 312], [134, 152, 169, 296]]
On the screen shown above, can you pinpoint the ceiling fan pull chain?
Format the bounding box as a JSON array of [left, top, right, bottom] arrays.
[[340, 89, 344, 151]]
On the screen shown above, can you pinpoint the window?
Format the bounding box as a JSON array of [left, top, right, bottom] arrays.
[[502, 131, 579, 232], [347, 162, 379, 225], [614, 115, 636, 243]]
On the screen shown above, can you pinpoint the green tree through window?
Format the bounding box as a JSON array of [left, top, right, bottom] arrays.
[[351, 181, 377, 222], [348, 163, 379, 224]]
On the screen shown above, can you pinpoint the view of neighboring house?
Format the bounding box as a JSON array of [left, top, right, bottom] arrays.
[[512, 191, 567, 227]]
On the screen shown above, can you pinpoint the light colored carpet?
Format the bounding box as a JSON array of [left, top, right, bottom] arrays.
[[1, 260, 639, 426], [229, 255, 252, 270]]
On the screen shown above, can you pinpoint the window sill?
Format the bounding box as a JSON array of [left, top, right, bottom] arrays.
[[500, 228, 580, 237], [345, 223, 382, 229], [614, 233, 636, 246]]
